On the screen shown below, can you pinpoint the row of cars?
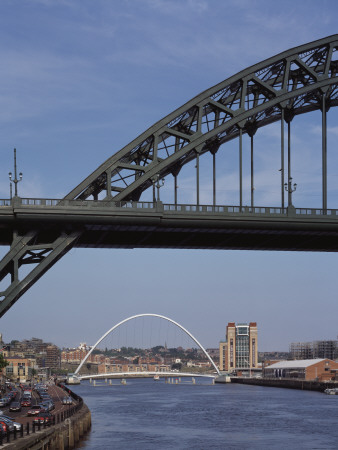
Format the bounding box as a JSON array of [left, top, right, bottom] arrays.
[[0, 384, 23, 435], [8, 384, 33, 411], [26, 383, 55, 424], [0, 387, 19, 407], [0, 382, 74, 431], [4, 382, 55, 425], [27, 383, 72, 424]]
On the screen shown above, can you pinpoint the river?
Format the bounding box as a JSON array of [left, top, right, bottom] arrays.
[[71, 377, 338, 449]]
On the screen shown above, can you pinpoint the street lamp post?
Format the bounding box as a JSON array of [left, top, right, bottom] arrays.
[[284, 177, 297, 207], [8, 148, 23, 198], [152, 175, 165, 202]]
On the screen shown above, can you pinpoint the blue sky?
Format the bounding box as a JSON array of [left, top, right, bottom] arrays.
[[0, 0, 338, 351]]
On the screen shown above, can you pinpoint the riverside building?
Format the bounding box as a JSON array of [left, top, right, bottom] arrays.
[[264, 358, 338, 381], [219, 322, 258, 372], [290, 340, 338, 361]]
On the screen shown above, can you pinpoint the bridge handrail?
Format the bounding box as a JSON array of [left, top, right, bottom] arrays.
[[0, 199, 11, 206], [2, 198, 338, 218], [295, 208, 336, 216]]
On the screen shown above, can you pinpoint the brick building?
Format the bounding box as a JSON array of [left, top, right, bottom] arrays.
[[97, 362, 171, 375], [263, 358, 338, 381], [5, 356, 37, 382], [61, 349, 96, 364]]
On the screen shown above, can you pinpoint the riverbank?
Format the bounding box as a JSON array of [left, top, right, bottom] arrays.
[[228, 377, 338, 392]]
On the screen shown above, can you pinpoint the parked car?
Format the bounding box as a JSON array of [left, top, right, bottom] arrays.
[[3, 396, 12, 404], [21, 398, 32, 407], [0, 424, 6, 437], [62, 396, 72, 405], [27, 405, 46, 416], [0, 415, 21, 431], [11, 421, 22, 432], [0, 399, 9, 407], [9, 402, 21, 412], [33, 412, 53, 425], [40, 400, 54, 411], [0, 419, 14, 433], [0, 417, 20, 432]]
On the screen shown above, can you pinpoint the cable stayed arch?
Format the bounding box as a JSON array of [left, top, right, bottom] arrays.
[[74, 313, 220, 375]]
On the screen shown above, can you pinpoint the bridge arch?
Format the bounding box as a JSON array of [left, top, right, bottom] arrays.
[[66, 34, 338, 204], [74, 313, 220, 376]]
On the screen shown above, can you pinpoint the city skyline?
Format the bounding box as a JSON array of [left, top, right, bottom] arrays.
[[0, 1, 338, 350]]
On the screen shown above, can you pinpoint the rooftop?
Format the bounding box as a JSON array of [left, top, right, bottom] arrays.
[[266, 359, 326, 369]]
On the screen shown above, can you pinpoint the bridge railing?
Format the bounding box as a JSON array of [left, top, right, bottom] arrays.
[[0, 199, 11, 206], [18, 198, 156, 209], [163, 204, 288, 215], [295, 208, 336, 216], [2, 198, 338, 218]]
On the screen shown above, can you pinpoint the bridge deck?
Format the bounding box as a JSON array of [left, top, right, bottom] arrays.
[[79, 371, 216, 379], [1, 198, 338, 251]]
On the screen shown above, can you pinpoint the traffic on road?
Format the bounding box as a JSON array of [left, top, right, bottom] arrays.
[[0, 380, 76, 436]]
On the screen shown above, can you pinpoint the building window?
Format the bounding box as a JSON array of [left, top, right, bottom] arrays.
[[230, 339, 234, 368]]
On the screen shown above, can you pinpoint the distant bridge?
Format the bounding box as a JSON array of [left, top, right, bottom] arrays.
[[79, 372, 215, 380], [74, 313, 220, 377], [1, 35, 338, 316]]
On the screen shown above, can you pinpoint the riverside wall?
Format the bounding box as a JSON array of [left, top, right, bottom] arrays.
[[229, 377, 338, 392]]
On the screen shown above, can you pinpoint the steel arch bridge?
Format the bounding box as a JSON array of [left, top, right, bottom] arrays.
[[74, 313, 220, 376], [1, 35, 338, 316]]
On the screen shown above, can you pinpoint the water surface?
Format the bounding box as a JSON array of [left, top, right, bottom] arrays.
[[72, 378, 338, 449]]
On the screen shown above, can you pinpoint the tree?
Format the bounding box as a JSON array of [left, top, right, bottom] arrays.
[[0, 354, 9, 372]]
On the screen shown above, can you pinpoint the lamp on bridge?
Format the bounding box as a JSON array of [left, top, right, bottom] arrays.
[[8, 148, 23, 198], [152, 174, 165, 202], [284, 177, 297, 207]]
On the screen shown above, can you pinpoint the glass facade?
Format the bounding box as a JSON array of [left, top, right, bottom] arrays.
[[235, 326, 250, 368], [219, 322, 258, 372]]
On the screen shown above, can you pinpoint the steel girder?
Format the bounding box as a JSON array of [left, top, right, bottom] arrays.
[[65, 34, 338, 203], [0, 229, 80, 316], [1, 35, 338, 317]]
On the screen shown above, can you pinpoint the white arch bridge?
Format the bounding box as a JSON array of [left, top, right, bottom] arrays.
[[73, 313, 220, 378], [78, 372, 215, 381]]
